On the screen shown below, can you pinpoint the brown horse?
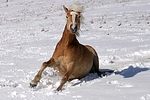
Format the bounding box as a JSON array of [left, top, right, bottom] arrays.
[[30, 4, 103, 91]]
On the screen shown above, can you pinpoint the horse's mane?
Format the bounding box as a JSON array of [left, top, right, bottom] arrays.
[[69, 4, 84, 13]]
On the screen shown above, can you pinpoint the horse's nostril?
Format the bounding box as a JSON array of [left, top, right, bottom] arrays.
[[75, 25, 77, 30], [70, 24, 77, 33], [70, 24, 77, 30]]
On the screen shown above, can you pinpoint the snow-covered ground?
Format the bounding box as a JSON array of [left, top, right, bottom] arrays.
[[0, 0, 150, 100]]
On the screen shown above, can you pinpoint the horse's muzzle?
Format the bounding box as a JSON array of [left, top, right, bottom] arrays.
[[70, 24, 78, 33]]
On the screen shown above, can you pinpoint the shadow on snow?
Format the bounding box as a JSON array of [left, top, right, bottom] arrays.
[[71, 69, 114, 86], [115, 65, 150, 78]]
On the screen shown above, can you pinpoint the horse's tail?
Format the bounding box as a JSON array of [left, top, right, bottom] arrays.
[[85, 45, 103, 76]]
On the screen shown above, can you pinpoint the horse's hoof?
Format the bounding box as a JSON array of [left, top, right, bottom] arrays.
[[56, 86, 62, 91], [30, 81, 37, 88]]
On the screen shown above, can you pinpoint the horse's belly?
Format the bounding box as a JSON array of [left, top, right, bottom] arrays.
[[54, 64, 92, 80], [53, 65, 66, 77], [53, 55, 93, 79], [69, 64, 92, 79]]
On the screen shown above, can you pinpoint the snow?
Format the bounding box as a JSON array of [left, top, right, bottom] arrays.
[[0, 0, 150, 100]]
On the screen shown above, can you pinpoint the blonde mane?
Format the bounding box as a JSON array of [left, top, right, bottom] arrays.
[[69, 4, 84, 13], [69, 4, 84, 27]]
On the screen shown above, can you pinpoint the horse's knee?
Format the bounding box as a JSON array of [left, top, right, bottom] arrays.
[[45, 58, 55, 67], [42, 62, 48, 66], [41, 59, 54, 68]]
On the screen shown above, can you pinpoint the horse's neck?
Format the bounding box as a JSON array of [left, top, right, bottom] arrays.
[[60, 25, 79, 46]]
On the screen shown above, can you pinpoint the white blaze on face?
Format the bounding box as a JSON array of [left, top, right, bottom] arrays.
[[70, 11, 78, 29]]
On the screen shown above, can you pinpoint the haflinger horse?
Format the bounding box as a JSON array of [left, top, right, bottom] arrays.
[[30, 4, 104, 91]]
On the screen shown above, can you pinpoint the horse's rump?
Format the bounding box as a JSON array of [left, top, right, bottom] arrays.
[[85, 45, 100, 74]]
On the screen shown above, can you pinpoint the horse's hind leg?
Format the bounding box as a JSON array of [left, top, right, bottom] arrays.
[[91, 54, 104, 77], [30, 58, 55, 87], [85, 45, 104, 77]]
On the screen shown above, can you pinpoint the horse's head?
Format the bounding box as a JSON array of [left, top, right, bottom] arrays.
[[63, 4, 83, 35]]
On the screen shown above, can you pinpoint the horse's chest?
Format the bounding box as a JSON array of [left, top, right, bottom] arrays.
[[53, 56, 67, 76]]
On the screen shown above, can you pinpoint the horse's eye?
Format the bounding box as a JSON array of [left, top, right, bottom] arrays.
[[66, 16, 68, 18], [79, 16, 81, 18]]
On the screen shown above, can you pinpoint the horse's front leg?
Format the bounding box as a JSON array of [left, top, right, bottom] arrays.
[[30, 58, 55, 87], [56, 62, 74, 91]]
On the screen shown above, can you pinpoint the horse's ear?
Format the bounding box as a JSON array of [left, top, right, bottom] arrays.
[[63, 5, 68, 13]]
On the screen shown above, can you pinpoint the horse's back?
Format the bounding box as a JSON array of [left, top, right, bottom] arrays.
[[85, 45, 98, 57]]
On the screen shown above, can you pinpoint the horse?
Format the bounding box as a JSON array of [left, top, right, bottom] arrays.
[[30, 4, 103, 91]]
